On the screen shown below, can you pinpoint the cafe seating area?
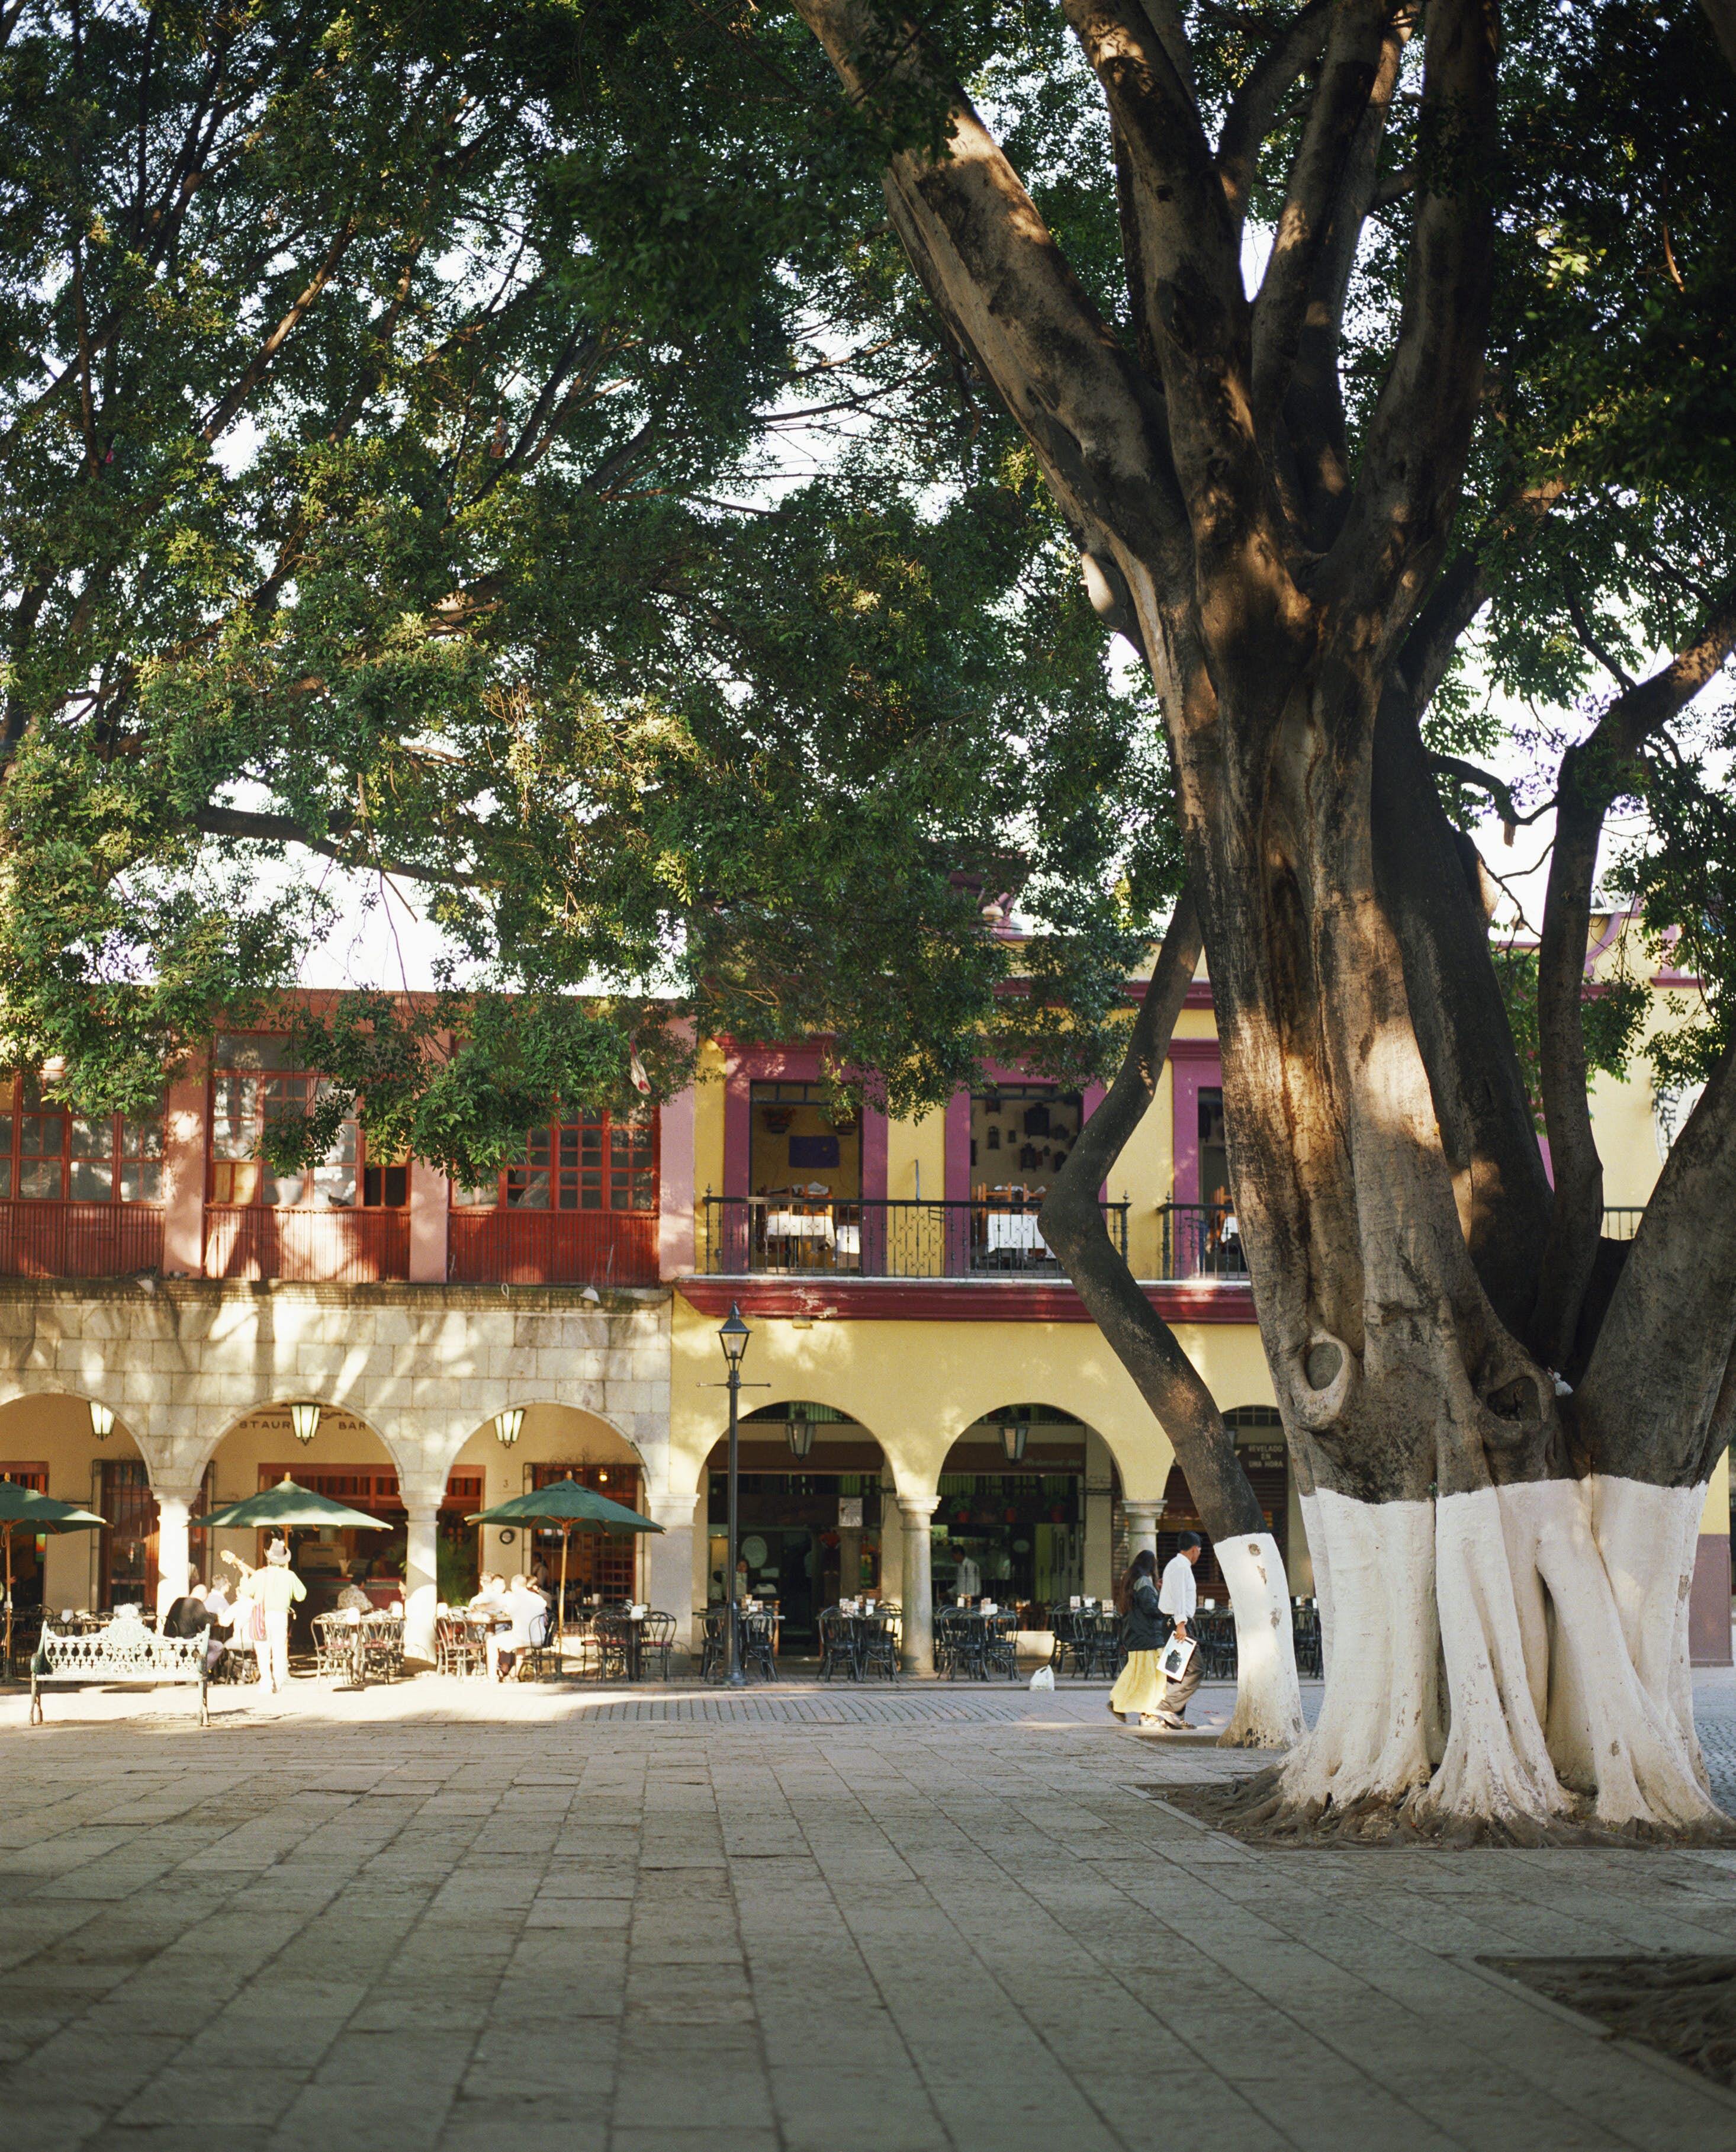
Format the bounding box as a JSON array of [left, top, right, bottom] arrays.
[[935, 1603, 1020, 1680], [817, 1600, 901, 1679], [433, 1600, 677, 1681]]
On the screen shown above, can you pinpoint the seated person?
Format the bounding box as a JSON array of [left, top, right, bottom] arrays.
[[336, 1581, 371, 1613], [162, 1584, 213, 1638], [488, 1573, 549, 1679], [468, 1572, 507, 1617]]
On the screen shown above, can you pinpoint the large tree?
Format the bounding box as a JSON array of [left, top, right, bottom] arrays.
[[782, 0, 1736, 1833]]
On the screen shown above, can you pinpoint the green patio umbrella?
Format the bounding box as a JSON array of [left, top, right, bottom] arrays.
[[466, 1478, 663, 1663], [0, 1482, 106, 1676], [193, 1473, 393, 1536], [192, 1473, 391, 1598]]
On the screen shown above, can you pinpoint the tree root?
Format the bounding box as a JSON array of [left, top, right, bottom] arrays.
[[1160, 1766, 1736, 1849]]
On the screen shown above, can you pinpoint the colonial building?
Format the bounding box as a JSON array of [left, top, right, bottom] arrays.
[[2, 915, 1728, 1672]]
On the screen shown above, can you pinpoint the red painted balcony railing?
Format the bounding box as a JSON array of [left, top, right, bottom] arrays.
[[446, 1208, 658, 1287], [202, 1206, 410, 1283], [0, 1201, 165, 1279]]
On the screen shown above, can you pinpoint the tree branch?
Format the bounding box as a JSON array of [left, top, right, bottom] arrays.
[[1216, 0, 1335, 232], [1531, 576, 1736, 1368], [1251, 0, 1390, 430], [1317, 0, 1499, 640], [1039, 888, 1270, 1537], [795, 0, 1191, 582], [1575, 1038, 1736, 1485], [192, 805, 484, 887]]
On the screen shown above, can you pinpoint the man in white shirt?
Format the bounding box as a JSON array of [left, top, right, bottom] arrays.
[[1156, 1532, 1205, 1728]]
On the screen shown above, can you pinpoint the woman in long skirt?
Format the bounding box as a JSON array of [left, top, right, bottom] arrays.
[[1108, 1549, 1167, 1721]]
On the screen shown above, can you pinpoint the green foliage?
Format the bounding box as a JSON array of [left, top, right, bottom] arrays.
[[0, 0, 1170, 1159], [1490, 945, 1651, 1129], [1, 0, 1731, 1177]]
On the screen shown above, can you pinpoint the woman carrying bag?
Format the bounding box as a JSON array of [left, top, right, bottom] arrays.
[[1108, 1549, 1168, 1724]]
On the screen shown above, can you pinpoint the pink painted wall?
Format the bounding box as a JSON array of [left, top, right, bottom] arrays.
[[160, 1071, 207, 1277], [407, 1157, 449, 1283], [658, 1086, 697, 1276]]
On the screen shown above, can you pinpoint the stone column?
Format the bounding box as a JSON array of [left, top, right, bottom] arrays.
[[647, 1491, 699, 1653], [400, 1478, 445, 1668], [150, 1479, 201, 1623], [898, 1495, 940, 1675], [877, 1475, 903, 1602], [1121, 1499, 1165, 1567]]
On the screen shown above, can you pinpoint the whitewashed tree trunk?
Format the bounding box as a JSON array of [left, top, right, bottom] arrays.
[[1217, 1531, 1306, 1747]]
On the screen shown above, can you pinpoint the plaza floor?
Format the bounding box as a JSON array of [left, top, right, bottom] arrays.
[[4, 1672, 1736, 2152]]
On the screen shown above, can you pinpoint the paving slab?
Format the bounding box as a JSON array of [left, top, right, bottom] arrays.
[[2, 1671, 1736, 2149]]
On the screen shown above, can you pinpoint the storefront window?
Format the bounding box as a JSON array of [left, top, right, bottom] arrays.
[[0, 1074, 165, 1203]]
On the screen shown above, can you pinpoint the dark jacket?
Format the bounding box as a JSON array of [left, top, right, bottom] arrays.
[[162, 1597, 213, 1639], [1123, 1576, 1166, 1653]]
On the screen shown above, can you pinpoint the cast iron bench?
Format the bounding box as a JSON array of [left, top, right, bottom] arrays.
[[30, 1627, 211, 1726]]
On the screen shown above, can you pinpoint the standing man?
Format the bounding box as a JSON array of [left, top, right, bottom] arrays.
[[1156, 1531, 1205, 1729], [247, 1537, 306, 1694]]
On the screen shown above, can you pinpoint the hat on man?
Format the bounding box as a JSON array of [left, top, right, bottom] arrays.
[[266, 1537, 291, 1566]]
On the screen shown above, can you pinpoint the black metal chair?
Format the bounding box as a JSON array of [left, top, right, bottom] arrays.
[[361, 1615, 405, 1682], [859, 1613, 899, 1679], [818, 1607, 858, 1680], [982, 1611, 1020, 1681], [313, 1612, 357, 1681], [1292, 1601, 1324, 1678], [639, 1611, 676, 1680], [699, 1608, 728, 1681], [740, 1610, 778, 1681]]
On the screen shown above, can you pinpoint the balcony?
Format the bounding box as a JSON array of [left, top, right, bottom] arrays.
[[0, 1201, 165, 1279], [202, 1207, 410, 1283], [446, 1209, 658, 1287], [699, 1196, 1127, 1278], [1158, 1202, 1248, 1280]]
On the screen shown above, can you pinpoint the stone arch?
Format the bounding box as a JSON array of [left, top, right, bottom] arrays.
[[194, 1393, 400, 1498], [0, 1388, 147, 1617]]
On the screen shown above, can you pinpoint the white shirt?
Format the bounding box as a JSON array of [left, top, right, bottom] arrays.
[[1158, 1552, 1198, 1622], [955, 1557, 982, 1599], [504, 1585, 547, 1649]]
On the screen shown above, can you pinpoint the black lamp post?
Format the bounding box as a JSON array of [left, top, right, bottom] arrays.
[[719, 1303, 751, 1688]]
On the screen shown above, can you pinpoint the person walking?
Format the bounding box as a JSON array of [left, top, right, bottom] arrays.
[[245, 1538, 306, 1694], [1155, 1531, 1205, 1728], [1108, 1549, 1167, 1724]]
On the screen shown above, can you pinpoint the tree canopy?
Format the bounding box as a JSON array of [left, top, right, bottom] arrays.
[[1, 0, 1731, 1180]]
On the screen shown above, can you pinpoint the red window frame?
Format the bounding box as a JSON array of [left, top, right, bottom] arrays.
[[0, 1073, 166, 1205], [451, 1107, 658, 1215], [207, 1035, 407, 1210]]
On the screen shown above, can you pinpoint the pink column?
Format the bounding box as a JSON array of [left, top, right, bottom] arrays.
[[160, 1071, 207, 1277], [408, 1157, 449, 1283], [658, 1087, 697, 1277]]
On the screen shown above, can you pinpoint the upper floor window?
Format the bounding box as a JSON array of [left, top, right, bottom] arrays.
[[208, 1036, 405, 1209], [0, 1074, 165, 1203], [452, 1108, 657, 1212]]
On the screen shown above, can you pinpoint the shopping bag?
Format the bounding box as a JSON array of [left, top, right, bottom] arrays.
[[1160, 1633, 1197, 1681], [1028, 1665, 1056, 1692]]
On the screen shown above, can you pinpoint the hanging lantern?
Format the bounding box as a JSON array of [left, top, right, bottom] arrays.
[[494, 1408, 525, 1447], [786, 1415, 815, 1459], [289, 1402, 321, 1446], [89, 1401, 115, 1441], [999, 1418, 1027, 1463]]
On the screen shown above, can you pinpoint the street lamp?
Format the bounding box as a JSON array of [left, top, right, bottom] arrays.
[[494, 1408, 524, 1447], [999, 1416, 1027, 1464], [719, 1303, 750, 1688], [290, 1402, 321, 1446], [786, 1412, 814, 1460], [88, 1401, 114, 1441]]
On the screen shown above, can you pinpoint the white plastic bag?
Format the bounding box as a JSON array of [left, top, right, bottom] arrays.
[[1028, 1664, 1055, 1692]]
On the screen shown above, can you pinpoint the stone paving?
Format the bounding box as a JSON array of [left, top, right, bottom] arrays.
[[3, 1673, 1736, 2151]]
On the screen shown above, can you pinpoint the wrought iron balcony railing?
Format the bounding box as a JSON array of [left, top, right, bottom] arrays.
[[1158, 1201, 1249, 1280], [698, 1195, 1127, 1279]]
